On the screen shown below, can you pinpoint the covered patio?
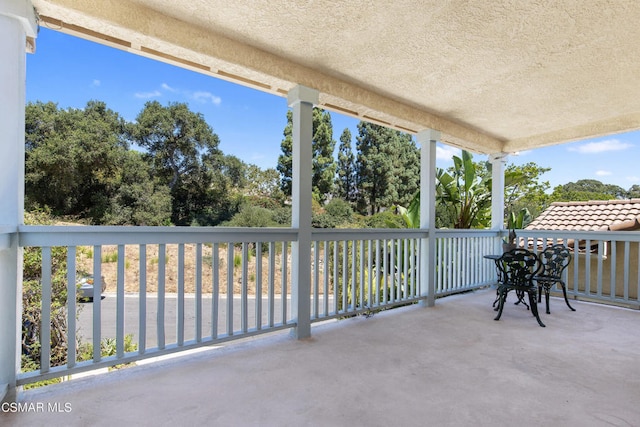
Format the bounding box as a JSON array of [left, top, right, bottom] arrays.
[[6, 288, 640, 426], [2, 0, 640, 421]]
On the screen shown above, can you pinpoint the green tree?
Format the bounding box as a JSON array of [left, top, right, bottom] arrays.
[[436, 150, 491, 229], [335, 128, 357, 203], [502, 162, 551, 223], [221, 155, 248, 189], [245, 165, 285, 204], [628, 184, 640, 198], [549, 179, 627, 202], [25, 100, 130, 223], [389, 131, 420, 207], [102, 150, 172, 225], [355, 122, 419, 215], [277, 108, 337, 203], [129, 101, 227, 225]]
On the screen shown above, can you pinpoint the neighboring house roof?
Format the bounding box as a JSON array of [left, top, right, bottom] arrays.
[[526, 199, 640, 232], [523, 199, 640, 254]]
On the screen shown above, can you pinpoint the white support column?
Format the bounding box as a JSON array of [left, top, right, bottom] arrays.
[[287, 85, 318, 339], [489, 153, 508, 252], [0, 0, 37, 403], [416, 130, 439, 307]]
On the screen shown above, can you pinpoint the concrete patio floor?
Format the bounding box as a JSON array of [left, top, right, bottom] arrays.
[[4, 288, 640, 427]]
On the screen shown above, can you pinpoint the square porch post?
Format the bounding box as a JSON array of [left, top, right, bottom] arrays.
[[0, 0, 37, 402], [416, 130, 439, 307], [287, 85, 318, 339]]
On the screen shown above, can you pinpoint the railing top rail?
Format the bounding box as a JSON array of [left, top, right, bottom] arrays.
[[0, 226, 15, 251], [311, 228, 428, 240], [0, 225, 18, 234], [433, 229, 501, 238], [518, 229, 640, 242], [18, 225, 299, 246]]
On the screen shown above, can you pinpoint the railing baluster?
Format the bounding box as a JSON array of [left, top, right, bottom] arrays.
[[403, 238, 409, 299], [256, 241, 262, 330], [351, 240, 357, 310], [241, 242, 248, 333], [383, 239, 388, 304], [314, 241, 319, 318], [40, 247, 52, 373], [585, 239, 592, 297], [116, 244, 125, 358], [323, 240, 329, 317], [374, 240, 381, 307], [367, 240, 373, 306], [268, 242, 275, 328], [212, 243, 220, 339], [610, 240, 617, 300], [139, 244, 147, 354], [195, 243, 202, 342], [637, 242, 640, 303], [572, 239, 579, 296], [281, 242, 288, 324], [623, 241, 630, 301], [93, 245, 102, 360], [66, 247, 77, 368], [342, 240, 348, 312], [157, 244, 166, 350], [597, 241, 604, 297], [177, 244, 185, 346], [333, 240, 339, 314], [227, 242, 234, 336], [359, 240, 364, 308]]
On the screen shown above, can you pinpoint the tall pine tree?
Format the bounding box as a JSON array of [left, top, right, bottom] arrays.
[[355, 122, 419, 215], [335, 128, 357, 203], [277, 107, 336, 203]]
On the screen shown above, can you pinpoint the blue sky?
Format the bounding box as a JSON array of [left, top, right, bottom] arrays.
[[27, 28, 640, 192]]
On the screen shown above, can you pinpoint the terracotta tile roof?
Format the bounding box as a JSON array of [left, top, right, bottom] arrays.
[[526, 199, 640, 232]]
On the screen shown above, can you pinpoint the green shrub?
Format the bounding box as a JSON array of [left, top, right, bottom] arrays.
[[102, 252, 118, 263], [22, 210, 69, 373]]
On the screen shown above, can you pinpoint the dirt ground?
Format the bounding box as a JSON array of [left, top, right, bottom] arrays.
[[75, 243, 291, 295]]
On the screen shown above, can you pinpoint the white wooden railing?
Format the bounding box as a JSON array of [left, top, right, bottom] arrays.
[[516, 229, 640, 308], [17, 226, 298, 385], [7, 226, 640, 386]]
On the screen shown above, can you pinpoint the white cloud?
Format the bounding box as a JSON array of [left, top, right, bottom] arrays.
[[595, 170, 612, 176], [134, 90, 162, 99], [626, 175, 640, 182], [192, 91, 222, 105], [91, 79, 101, 87], [568, 139, 633, 154], [436, 145, 461, 161]]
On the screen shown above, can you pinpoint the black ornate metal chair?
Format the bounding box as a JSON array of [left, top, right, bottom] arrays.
[[494, 248, 545, 327], [534, 244, 575, 314]]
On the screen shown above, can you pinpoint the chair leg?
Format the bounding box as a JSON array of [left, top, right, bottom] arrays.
[[544, 288, 551, 314], [538, 285, 542, 303], [560, 282, 576, 311], [494, 291, 506, 321], [528, 291, 546, 327]]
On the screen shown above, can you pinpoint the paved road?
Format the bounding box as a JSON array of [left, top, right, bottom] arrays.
[[76, 293, 292, 349]]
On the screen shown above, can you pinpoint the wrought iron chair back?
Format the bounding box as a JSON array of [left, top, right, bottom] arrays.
[[494, 248, 545, 327], [534, 244, 575, 314]]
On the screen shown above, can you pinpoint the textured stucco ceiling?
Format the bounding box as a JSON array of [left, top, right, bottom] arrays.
[[30, 0, 640, 154]]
